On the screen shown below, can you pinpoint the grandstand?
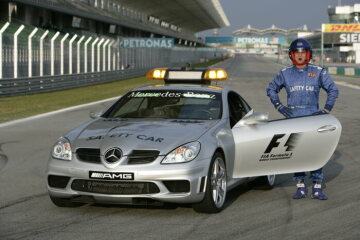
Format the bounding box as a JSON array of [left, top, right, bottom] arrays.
[[0, 0, 230, 96]]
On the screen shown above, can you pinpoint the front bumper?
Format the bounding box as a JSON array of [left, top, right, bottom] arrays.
[[47, 156, 209, 205]]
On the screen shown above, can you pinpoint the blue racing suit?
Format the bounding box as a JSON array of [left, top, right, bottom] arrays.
[[266, 64, 339, 183]]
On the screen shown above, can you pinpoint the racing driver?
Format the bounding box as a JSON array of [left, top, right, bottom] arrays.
[[266, 38, 339, 200]]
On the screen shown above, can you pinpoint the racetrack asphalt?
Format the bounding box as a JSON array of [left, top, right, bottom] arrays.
[[0, 55, 359, 240]]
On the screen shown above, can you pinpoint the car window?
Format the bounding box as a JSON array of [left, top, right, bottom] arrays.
[[228, 92, 250, 128], [105, 90, 222, 120]]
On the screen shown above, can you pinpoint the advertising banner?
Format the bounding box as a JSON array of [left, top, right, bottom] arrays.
[[120, 38, 174, 48], [324, 32, 360, 44], [323, 24, 360, 44], [205, 36, 286, 45], [205, 37, 235, 44], [323, 24, 360, 32]]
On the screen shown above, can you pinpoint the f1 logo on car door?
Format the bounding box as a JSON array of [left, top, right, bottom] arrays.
[[260, 133, 302, 162]]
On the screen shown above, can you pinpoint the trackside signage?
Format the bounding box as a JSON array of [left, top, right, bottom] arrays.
[[120, 38, 174, 48], [323, 24, 360, 44], [323, 24, 360, 32]]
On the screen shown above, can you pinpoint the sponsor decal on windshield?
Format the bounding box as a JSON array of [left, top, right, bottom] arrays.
[[129, 91, 216, 99]]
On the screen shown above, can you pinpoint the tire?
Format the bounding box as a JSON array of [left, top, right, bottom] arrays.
[[193, 152, 227, 213], [50, 196, 85, 208], [251, 175, 276, 190]]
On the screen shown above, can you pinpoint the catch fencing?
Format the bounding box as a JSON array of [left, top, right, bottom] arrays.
[[0, 22, 225, 97]]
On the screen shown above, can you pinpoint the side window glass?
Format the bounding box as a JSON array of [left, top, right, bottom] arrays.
[[228, 92, 249, 128]]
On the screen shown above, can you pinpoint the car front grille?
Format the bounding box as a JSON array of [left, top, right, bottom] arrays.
[[76, 148, 101, 163], [71, 180, 160, 194], [127, 150, 160, 164], [76, 149, 160, 165]]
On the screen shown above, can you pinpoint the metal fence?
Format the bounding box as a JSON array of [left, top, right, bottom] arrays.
[[0, 22, 225, 97]]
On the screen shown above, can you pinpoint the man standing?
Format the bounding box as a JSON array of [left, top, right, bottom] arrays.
[[266, 38, 339, 200]]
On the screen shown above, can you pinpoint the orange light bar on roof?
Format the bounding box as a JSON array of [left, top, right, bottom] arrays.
[[203, 68, 227, 81], [146, 68, 167, 80]]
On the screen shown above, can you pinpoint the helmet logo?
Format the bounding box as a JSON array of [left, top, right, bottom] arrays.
[[297, 42, 303, 46]]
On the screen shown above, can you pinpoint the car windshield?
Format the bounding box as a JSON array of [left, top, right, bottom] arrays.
[[105, 90, 222, 120]]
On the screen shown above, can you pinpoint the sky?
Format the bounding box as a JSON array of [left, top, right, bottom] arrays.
[[197, 0, 360, 37]]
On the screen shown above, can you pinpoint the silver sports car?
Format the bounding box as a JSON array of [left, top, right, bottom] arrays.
[[47, 68, 342, 213]]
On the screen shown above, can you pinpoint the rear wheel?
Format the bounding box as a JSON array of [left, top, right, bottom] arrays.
[[50, 196, 85, 208], [193, 152, 227, 213]]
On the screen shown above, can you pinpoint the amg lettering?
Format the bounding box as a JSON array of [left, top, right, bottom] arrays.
[[90, 172, 134, 180]]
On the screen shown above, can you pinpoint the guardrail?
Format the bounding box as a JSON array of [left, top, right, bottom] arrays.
[[0, 69, 148, 97]]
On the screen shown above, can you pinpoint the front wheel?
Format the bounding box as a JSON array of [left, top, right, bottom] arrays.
[[193, 152, 227, 213]]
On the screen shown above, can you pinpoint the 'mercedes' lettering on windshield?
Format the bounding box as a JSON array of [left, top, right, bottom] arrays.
[[129, 91, 181, 98], [129, 91, 216, 99], [183, 92, 216, 99]]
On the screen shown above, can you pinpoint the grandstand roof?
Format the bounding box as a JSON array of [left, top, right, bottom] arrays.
[[12, 0, 229, 41], [119, 0, 230, 32]]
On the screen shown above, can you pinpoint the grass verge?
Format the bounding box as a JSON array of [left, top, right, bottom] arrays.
[[0, 58, 224, 123]]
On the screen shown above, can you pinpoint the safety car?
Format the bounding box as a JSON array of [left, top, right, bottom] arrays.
[[47, 67, 341, 213]]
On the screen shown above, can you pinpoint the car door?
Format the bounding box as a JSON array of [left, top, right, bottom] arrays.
[[231, 113, 342, 178]]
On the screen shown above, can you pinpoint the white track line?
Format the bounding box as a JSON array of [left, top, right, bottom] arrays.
[[335, 81, 360, 90], [0, 96, 120, 128]]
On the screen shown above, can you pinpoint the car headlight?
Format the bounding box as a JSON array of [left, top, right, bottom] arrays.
[[52, 137, 72, 161], [162, 142, 200, 164]]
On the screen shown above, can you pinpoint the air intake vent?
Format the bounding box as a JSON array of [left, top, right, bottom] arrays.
[[128, 150, 160, 164], [76, 148, 101, 163], [71, 180, 160, 194]]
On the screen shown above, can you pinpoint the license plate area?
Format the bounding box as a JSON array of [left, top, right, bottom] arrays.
[[89, 171, 134, 180]]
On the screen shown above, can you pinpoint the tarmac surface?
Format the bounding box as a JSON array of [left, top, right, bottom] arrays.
[[1, 55, 359, 240]]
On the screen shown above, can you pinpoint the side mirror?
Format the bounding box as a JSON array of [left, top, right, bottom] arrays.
[[237, 110, 268, 126], [89, 110, 104, 119]]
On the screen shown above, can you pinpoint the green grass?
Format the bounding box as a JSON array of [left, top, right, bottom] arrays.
[[0, 58, 224, 123]]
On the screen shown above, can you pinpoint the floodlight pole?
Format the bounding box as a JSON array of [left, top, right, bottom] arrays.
[[103, 39, 110, 71], [84, 36, 92, 73], [97, 38, 104, 72], [0, 22, 10, 79], [69, 34, 77, 74], [14, 25, 25, 78], [75, 35, 84, 74], [51, 31, 60, 76], [108, 40, 115, 71], [28, 27, 38, 77], [91, 38, 99, 72], [39, 30, 49, 76], [60, 33, 69, 75]]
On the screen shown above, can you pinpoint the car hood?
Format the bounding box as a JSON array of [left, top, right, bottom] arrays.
[[71, 118, 218, 155]]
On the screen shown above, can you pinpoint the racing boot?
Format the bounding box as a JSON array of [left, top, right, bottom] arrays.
[[292, 181, 307, 199], [311, 183, 328, 200]]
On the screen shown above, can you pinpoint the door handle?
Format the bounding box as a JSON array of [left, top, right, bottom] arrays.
[[317, 125, 337, 133]]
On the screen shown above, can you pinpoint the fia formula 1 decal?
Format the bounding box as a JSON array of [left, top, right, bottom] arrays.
[[260, 133, 302, 162]]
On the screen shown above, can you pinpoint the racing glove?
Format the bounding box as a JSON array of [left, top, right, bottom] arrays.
[[313, 104, 332, 115], [274, 102, 292, 118], [313, 110, 328, 115]]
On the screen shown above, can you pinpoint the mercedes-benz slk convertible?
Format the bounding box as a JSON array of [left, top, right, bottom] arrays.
[[47, 68, 341, 213]]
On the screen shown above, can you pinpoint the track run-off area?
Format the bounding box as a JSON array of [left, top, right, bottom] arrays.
[[1, 55, 359, 240]]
